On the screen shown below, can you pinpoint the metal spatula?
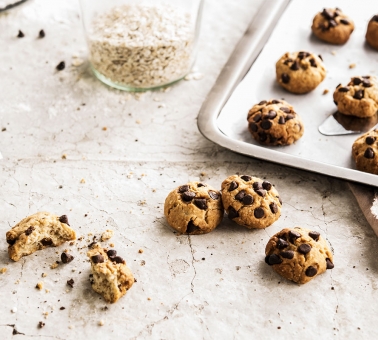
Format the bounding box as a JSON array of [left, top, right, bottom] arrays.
[[318, 111, 378, 136]]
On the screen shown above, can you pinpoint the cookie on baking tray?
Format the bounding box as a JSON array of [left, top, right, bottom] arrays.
[[265, 227, 334, 284], [247, 99, 304, 146], [164, 182, 224, 235], [6, 212, 76, 262], [312, 8, 354, 45], [276, 51, 326, 94], [221, 175, 282, 229], [366, 15, 378, 50], [352, 129, 378, 174], [88, 244, 134, 303], [333, 76, 378, 118]]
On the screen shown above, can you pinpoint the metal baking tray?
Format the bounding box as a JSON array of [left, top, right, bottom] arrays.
[[197, 0, 378, 187]]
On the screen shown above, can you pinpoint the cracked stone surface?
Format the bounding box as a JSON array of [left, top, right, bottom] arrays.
[[0, 0, 378, 339]]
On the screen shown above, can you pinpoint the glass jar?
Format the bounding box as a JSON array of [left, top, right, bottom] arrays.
[[79, 0, 204, 91]]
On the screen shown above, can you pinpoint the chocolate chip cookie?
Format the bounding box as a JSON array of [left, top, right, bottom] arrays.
[[333, 76, 378, 118], [88, 244, 134, 303], [366, 15, 378, 50], [221, 175, 282, 229], [247, 99, 304, 146], [312, 8, 354, 44], [164, 182, 224, 235], [6, 212, 76, 262], [352, 129, 378, 174], [265, 227, 334, 284], [276, 51, 326, 94]]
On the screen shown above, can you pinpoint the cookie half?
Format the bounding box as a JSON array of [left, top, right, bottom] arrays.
[[265, 227, 334, 284], [352, 129, 378, 174]]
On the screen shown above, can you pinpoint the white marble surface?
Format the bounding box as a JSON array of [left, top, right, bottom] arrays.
[[0, 1, 378, 339]]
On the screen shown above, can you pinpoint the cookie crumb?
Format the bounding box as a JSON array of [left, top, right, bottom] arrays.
[[11, 307, 17, 313], [1, 127, 6, 132], [38, 321, 45, 328], [50, 262, 59, 269], [200, 172, 206, 176], [79, 178, 86, 184], [45, 289, 50, 293], [62, 154, 67, 159], [72, 57, 84, 67], [102, 127, 107, 131], [36, 282, 44, 290], [349, 63, 356, 69], [61, 252, 74, 264], [98, 320, 105, 326], [43, 312, 49, 318], [147, 297, 151, 300], [331, 51, 336, 55], [109, 243, 115, 247], [101, 229, 114, 241], [42, 273, 47, 278], [323, 89, 329, 95], [0, 267, 7, 274], [138, 249, 144, 254]]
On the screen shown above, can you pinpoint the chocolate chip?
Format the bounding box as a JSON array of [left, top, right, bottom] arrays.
[[309, 58, 317, 68], [208, 190, 219, 200], [280, 107, 291, 113], [259, 132, 267, 142], [271, 100, 281, 104], [41, 238, 53, 246], [309, 231, 320, 241], [285, 114, 295, 121], [60, 307, 65, 310], [258, 100, 267, 105], [366, 136, 375, 145], [178, 185, 189, 193], [318, 54, 323, 61], [107, 249, 117, 258], [249, 122, 258, 132], [270, 203, 278, 214], [270, 136, 277, 144], [256, 189, 266, 197], [7, 239, 16, 246], [321, 9, 334, 20], [253, 113, 262, 122], [338, 87, 349, 92], [328, 19, 337, 28], [326, 258, 334, 269], [289, 230, 301, 243], [264, 255, 270, 265], [194, 198, 207, 210], [229, 181, 238, 191], [298, 244, 312, 254], [334, 101, 338, 105], [278, 116, 285, 125], [283, 58, 292, 65], [353, 77, 362, 85], [240, 175, 252, 181], [242, 195, 254, 205], [39, 29, 45, 38], [267, 254, 282, 265], [290, 61, 299, 71], [281, 73, 290, 84], [186, 221, 200, 234], [353, 90, 364, 100], [228, 206, 239, 219], [261, 120, 272, 130], [181, 191, 195, 202], [277, 196, 282, 205], [253, 182, 263, 190], [59, 215, 69, 225], [38, 321, 45, 328], [364, 147, 375, 159], [113, 256, 125, 264], [56, 61, 65, 71], [265, 110, 277, 120], [17, 30, 24, 38], [280, 250, 294, 259], [91, 254, 104, 264], [197, 183, 206, 187], [25, 226, 35, 236], [235, 190, 246, 201], [305, 266, 317, 277], [372, 15, 378, 22], [254, 207, 264, 219], [362, 75, 371, 79], [362, 79, 372, 87], [340, 19, 349, 25], [262, 181, 272, 190], [88, 241, 97, 248], [276, 238, 288, 249], [298, 51, 310, 59], [61, 252, 74, 264]]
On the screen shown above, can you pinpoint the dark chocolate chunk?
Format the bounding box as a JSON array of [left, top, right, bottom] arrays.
[[261, 120, 272, 130], [326, 258, 334, 269], [60, 307, 66, 310], [364, 147, 375, 159], [262, 181, 272, 190], [338, 87, 349, 92], [254, 207, 264, 219], [276, 238, 288, 249], [7, 239, 16, 246], [256, 189, 266, 197], [280, 107, 291, 113], [61, 252, 74, 264], [91, 254, 104, 264], [208, 190, 219, 200], [277, 196, 283, 205], [17, 30, 24, 38], [362, 75, 371, 79], [318, 54, 323, 61], [197, 183, 206, 187], [321, 8, 334, 20], [259, 132, 267, 142], [278, 116, 285, 125], [289, 230, 301, 243], [235, 190, 246, 201], [305, 266, 318, 277], [240, 175, 252, 181], [298, 51, 310, 59], [113, 256, 125, 264], [253, 182, 263, 191], [290, 61, 299, 71], [328, 19, 337, 28], [38, 321, 45, 328], [265, 110, 277, 120], [267, 254, 282, 265], [182, 191, 196, 202], [194, 198, 207, 210], [107, 249, 117, 258], [59, 215, 69, 225], [258, 100, 267, 105], [372, 15, 378, 22], [178, 185, 189, 193], [242, 195, 254, 205], [270, 136, 277, 144], [298, 244, 312, 254], [249, 122, 258, 132], [25, 226, 35, 236], [228, 206, 239, 219], [270, 203, 278, 214], [285, 114, 295, 121], [186, 221, 200, 234], [39, 29, 45, 38], [271, 100, 281, 104], [309, 58, 317, 68], [309, 231, 320, 241], [228, 181, 238, 191], [353, 90, 364, 100], [253, 113, 262, 122], [41, 238, 53, 246], [265, 255, 270, 265], [280, 250, 294, 259], [340, 19, 349, 25], [366, 136, 375, 145], [353, 77, 362, 85], [281, 73, 290, 84], [283, 58, 293, 65], [56, 61, 65, 71], [362, 79, 372, 87]]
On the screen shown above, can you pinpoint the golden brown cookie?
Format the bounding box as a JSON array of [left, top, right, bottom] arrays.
[[276, 51, 326, 94], [247, 99, 304, 146], [366, 15, 378, 50], [352, 129, 378, 174], [333, 76, 378, 118], [164, 182, 224, 235], [312, 8, 354, 44], [6, 212, 76, 262], [88, 244, 134, 303], [221, 175, 282, 229], [265, 227, 334, 284]]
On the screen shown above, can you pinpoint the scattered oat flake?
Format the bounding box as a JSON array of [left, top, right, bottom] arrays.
[[101, 229, 114, 241], [62, 154, 67, 159], [98, 320, 105, 326], [349, 63, 356, 69], [323, 89, 329, 95], [0, 267, 7, 274], [80, 178, 86, 184], [138, 249, 144, 254], [36, 282, 44, 290]]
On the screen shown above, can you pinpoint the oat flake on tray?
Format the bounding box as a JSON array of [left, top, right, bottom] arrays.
[[88, 5, 195, 89]]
